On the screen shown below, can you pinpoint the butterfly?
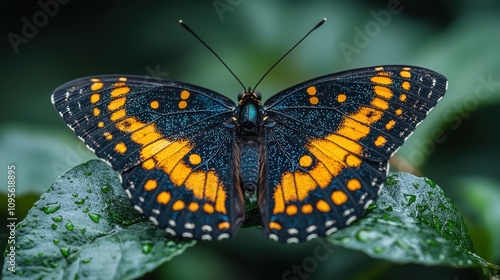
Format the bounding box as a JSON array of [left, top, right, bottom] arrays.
[[51, 20, 447, 243], [52, 65, 447, 243]]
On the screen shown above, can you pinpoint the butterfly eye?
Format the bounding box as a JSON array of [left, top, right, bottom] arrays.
[[237, 91, 245, 101], [253, 91, 262, 100]]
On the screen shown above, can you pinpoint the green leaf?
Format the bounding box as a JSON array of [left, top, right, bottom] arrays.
[[327, 173, 499, 277], [2, 160, 194, 280]]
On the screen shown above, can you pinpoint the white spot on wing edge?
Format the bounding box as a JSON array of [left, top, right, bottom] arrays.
[[217, 233, 230, 240], [201, 225, 212, 232], [286, 237, 299, 244], [168, 220, 176, 227], [306, 225, 317, 233], [306, 234, 318, 241], [149, 216, 159, 225], [201, 234, 212, 241], [268, 234, 279, 241], [133, 205, 143, 214], [124, 189, 132, 199], [184, 223, 195, 229], [166, 228, 176, 236], [345, 216, 357, 226]]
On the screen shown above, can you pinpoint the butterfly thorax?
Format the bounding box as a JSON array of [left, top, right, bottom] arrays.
[[235, 90, 263, 135], [235, 90, 263, 196]]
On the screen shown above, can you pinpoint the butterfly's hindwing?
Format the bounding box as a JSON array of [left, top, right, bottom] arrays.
[[52, 75, 245, 240], [261, 66, 447, 242]]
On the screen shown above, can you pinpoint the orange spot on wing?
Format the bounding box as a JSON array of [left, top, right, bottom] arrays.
[[150, 100, 159, 109], [180, 90, 190, 99], [309, 96, 319, 105], [337, 94, 347, 103], [385, 120, 396, 130], [142, 159, 155, 170], [189, 154, 202, 165], [371, 98, 389, 110], [370, 76, 392, 85], [306, 86, 317, 95], [301, 204, 313, 214], [347, 179, 362, 191], [110, 109, 126, 121], [178, 100, 188, 109], [286, 205, 298, 215], [157, 191, 171, 205], [299, 155, 313, 167], [374, 136, 387, 147], [110, 86, 130, 97], [331, 190, 348, 205], [144, 179, 158, 191], [91, 82, 103, 91], [203, 203, 214, 214], [374, 86, 393, 99], [316, 200, 331, 212], [107, 97, 126, 111], [172, 200, 185, 211], [218, 222, 230, 230], [269, 221, 282, 230], [188, 202, 199, 212], [400, 70, 411, 78], [114, 142, 127, 154], [402, 81, 411, 90], [90, 93, 100, 104]]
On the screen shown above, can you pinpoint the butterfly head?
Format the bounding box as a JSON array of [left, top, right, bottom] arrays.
[[238, 88, 261, 105]]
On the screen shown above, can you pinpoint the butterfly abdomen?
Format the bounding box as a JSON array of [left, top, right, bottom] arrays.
[[240, 139, 259, 195]]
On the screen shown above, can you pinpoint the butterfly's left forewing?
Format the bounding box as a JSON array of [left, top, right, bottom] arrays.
[[52, 75, 245, 240], [261, 66, 447, 243]]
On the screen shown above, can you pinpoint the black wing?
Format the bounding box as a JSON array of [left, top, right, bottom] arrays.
[[260, 66, 447, 243], [52, 75, 245, 240]]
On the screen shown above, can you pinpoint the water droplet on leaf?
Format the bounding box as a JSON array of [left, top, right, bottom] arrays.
[[41, 203, 61, 214], [88, 213, 101, 223]]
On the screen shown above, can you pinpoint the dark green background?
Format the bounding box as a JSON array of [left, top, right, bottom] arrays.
[[1, 0, 499, 279]]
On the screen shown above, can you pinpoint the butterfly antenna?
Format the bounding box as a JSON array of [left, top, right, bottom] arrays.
[[179, 20, 246, 92], [252, 18, 327, 92]]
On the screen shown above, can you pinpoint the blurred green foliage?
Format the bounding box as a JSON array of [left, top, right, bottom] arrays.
[[1, 0, 499, 279]]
